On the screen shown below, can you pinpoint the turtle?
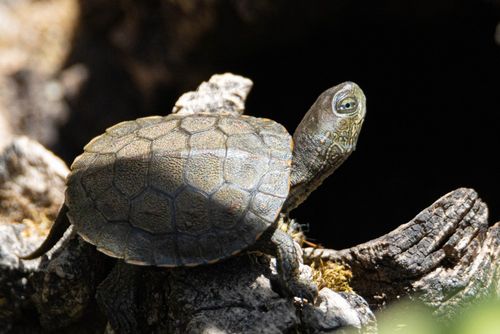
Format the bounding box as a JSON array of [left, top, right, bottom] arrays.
[[21, 73, 366, 302]]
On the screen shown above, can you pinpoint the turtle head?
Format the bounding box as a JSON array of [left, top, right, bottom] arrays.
[[284, 82, 366, 212], [315, 81, 366, 152]]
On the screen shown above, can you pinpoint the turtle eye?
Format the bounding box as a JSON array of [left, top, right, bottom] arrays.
[[335, 97, 358, 114]]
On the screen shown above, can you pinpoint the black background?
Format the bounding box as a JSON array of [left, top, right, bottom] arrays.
[[59, 0, 500, 249], [205, 1, 500, 248]]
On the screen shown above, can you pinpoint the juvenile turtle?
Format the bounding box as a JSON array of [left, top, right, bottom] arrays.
[[21, 73, 366, 301]]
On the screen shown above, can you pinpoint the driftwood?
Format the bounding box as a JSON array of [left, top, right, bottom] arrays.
[[305, 188, 500, 318], [0, 2, 498, 333], [0, 138, 498, 333]]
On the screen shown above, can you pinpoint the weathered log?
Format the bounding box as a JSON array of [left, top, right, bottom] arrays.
[[0, 137, 498, 333], [305, 188, 500, 318], [0, 137, 374, 333], [0, 137, 68, 332]]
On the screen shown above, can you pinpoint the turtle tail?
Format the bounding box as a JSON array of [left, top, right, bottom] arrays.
[[18, 204, 70, 260]]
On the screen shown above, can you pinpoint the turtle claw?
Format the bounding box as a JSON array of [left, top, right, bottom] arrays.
[[287, 280, 318, 304], [280, 264, 318, 303], [269, 228, 318, 303]]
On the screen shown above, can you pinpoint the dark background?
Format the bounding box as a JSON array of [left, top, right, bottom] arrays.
[[56, 0, 500, 249]]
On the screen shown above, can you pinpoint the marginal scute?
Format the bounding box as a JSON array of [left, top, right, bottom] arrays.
[[136, 119, 178, 140], [130, 190, 173, 234], [177, 234, 204, 266], [261, 133, 292, 160], [175, 189, 210, 234], [218, 117, 255, 135], [70, 152, 98, 170], [106, 120, 139, 137], [217, 229, 247, 256], [238, 211, 270, 244], [114, 139, 151, 197], [87, 133, 137, 155], [246, 116, 289, 138], [198, 232, 224, 263], [80, 153, 115, 200], [69, 207, 106, 243], [124, 228, 154, 265], [136, 116, 164, 127], [83, 133, 106, 153], [65, 172, 89, 208], [259, 170, 290, 198], [180, 115, 217, 133], [94, 222, 131, 259], [251, 192, 282, 222], [154, 235, 178, 267], [211, 184, 250, 229]]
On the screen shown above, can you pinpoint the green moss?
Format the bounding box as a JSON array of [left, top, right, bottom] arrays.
[[277, 215, 306, 246], [310, 259, 353, 292]]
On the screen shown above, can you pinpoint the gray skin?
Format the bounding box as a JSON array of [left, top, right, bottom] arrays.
[[285, 81, 366, 211], [20, 75, 366, 303]]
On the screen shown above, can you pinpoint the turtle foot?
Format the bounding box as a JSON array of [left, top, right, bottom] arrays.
[[283, 276, 318, 304], [269, 228, 318, 302]]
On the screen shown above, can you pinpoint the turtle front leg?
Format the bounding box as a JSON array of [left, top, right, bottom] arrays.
[[268, 228, 318, 302]]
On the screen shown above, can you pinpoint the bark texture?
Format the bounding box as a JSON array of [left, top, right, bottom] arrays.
[[0, 1, 498, 333], [0, 136, 498, 333], [305, 188, 500, 318], [0, 137, 69, 332], [0, 137, 375, 333]]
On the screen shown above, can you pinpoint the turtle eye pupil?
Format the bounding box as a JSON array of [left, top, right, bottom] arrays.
[[335, 97, 358, 113]]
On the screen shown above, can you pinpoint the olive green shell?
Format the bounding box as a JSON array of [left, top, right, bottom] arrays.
[[65, 114, 292, 266]]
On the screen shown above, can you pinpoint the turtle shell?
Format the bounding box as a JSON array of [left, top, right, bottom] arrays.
[[65, 114, 292, 266]]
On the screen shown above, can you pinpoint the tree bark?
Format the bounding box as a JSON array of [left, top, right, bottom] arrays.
[[0, 138, 498, 334], [304, 188, 500, 318]]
